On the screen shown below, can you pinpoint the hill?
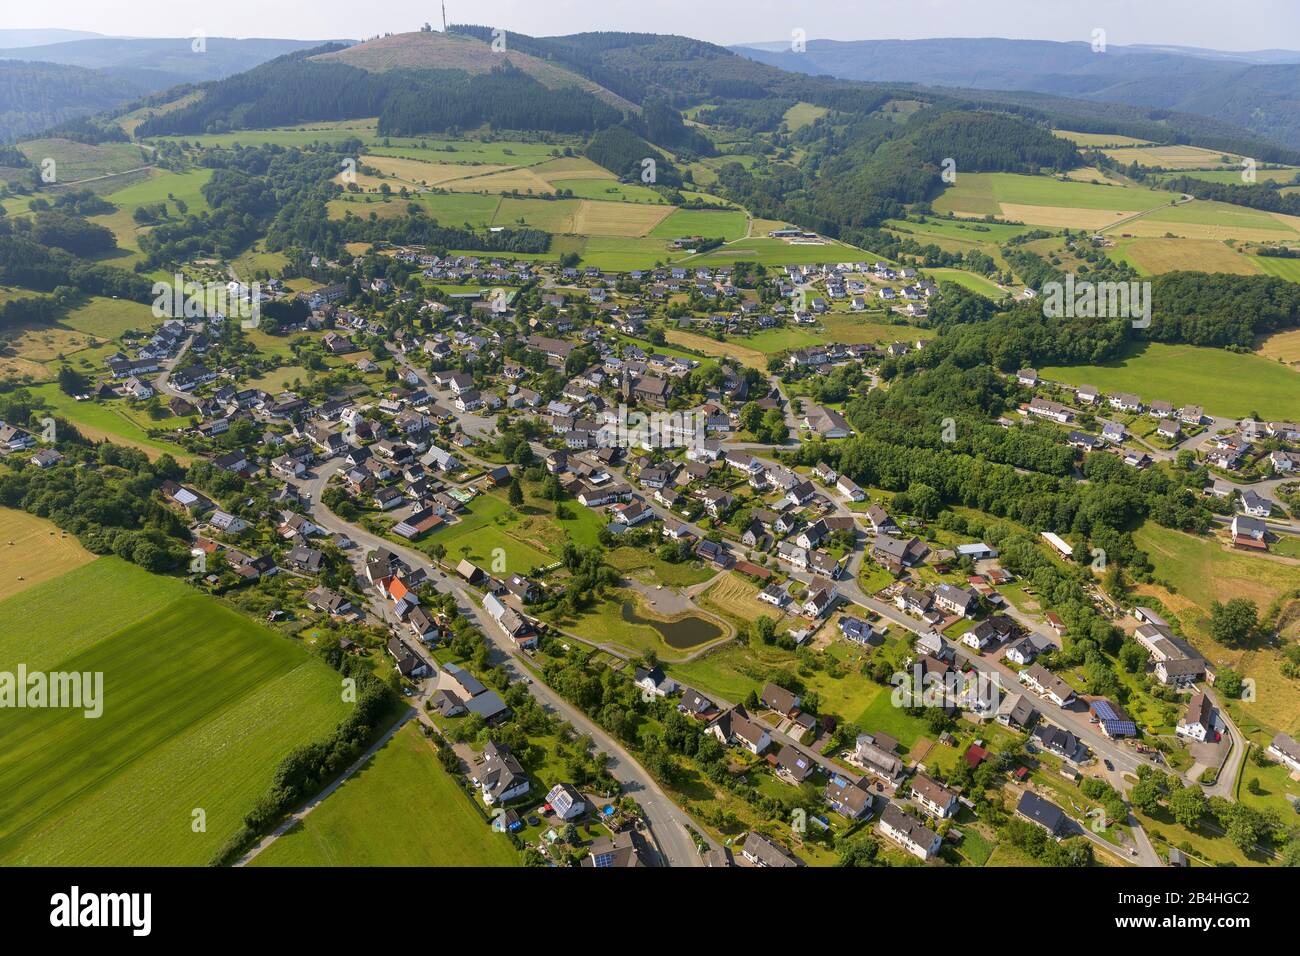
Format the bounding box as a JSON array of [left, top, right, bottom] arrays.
[[0, 60, 150, 143], [313, 30, 636, 111], [733, 37, 1300, 151]]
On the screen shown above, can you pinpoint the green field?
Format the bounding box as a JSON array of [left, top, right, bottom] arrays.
[[926, 268, 1007, 297], [685, 237, 870, 267], [30, 383, 190, 460], [558, 179, 666, 203], [935, 172, 1171, 216], [1040, 342, 1300, 420], [415, 490, 559, 573], [1250, 255, 1300, 283], [650, 207, 750, 241], [60, 296, 159, 339], [17, 138, 147, 183], [252, 723, 520, 866], [0, 558, 351, 865]]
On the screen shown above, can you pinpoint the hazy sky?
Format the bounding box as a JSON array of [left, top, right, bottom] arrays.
[[5, 0, 1300, 51]]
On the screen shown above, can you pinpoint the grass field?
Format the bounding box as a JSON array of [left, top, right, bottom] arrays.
[[1116, 238, 1262, 276], [492, 197, 582, 233], [416, 491, 556, 574], [60, 296, 160, 339], [926, 268, 1007, 297], [650, 207, 749, 241], [1249, 254, 1300, 285], [697, 572, 774, 627], [934, 173, 1171, 225], [1164, 167, 1298, 186], [88, 167, 213, 262], [1116, 200, 1300, 242], [784, 102, 829, 131], [1054, 130, 1153, 148], [252, 723, 520, 866], [30, 383, 191, 462], [0, 508, 95, 601], [17, 139, 147, 183], [0, 557, 352, 865], [1040, 342, 1300, 420]]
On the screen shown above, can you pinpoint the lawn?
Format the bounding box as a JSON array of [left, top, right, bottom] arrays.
[[0, 557, 351, 865], [415, 490, 555, 574], [252, 723, 520, 866], [0, 507, 96, 602], [1040, 342, 1300, 420]]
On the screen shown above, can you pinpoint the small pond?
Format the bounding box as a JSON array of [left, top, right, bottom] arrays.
[[621, 600, 723, 649]]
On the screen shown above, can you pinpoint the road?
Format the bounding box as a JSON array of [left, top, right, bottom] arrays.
[[299, 459, 709, 867]]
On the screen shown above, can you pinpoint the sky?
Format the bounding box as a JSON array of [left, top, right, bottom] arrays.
[[4, 0, 1300, 52]]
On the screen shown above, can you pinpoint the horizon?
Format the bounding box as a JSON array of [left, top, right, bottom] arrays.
[[2, 0, 1299, 52]]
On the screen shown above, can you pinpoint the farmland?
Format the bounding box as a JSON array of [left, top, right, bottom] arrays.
[[1112, 238, 1262, 276], [0, 508, 96, 601], [0, 557, 352, 865], [934, 172, 1171, 227], [251, 723, 520, 867], [1040, 342, 1300, 420], [16, 138, 148, 183]]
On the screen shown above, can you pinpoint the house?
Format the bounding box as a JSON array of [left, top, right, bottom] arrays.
[[545, 783, 587, 821], [803, 405, 852, 438], [1017, 368, 1039, 387], [803, 586, 836, 619], [851, 734, 904, 783], [1155, 656, 1207, 687], [1240, 489, 1273, 519], [634, 665, 678, 698], [996, 693, 1039, 731], [835, 475, 866, 502], [475, 742, 530, 806], [863, 506, 897, 535], [933, 583, 980, 618], [1019, 663, 1076, 707], [774, 743, 816, 783], [482, 593, 531, 645], [305, 586, 352, 616], [878, 803, 941, 860], [910, 774, 959, 818], [838, 615, 877, 646], [1176, 691, 1216, 743], [386, 636, 431, 680], [761, 683, 801, 716], [1034, 723, 1085, 762], [707, 706, 771, 755], [825, 773, 874, 820], [1266, 732, 1300, 774], [871, 534, 929, 571], [741, 832, 804, 868], [582, 828, 653, 867], [1089, 699, 1137, 738], [1017, 791, 1068, 838], [1004, 634, 1050, 666], [1230, 514, 1267, 550], [677, 687, 717, 718]]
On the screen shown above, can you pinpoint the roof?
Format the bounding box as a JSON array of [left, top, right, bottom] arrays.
[[1017, 791, 1067, 834]]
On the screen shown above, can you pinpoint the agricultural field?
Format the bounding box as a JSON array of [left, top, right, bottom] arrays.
[[686, 237, 871, 267], [60, 296, 160, 339], [1110, 238, 1262, 276], [1248, 253, 1300, 284], [0, 557, 352, 865], [571, 199, 674, 237], [0, 508, 96, 601], [1256, 326, 1300, 365], [650, 207, 749, 241], [1162, 167, 1298, 186], [1101, 144, 1242, 170], [934, 172, 1173, 229], [1114, 199, 1300, 242], [252, 723, 520, 867], [1053, 130, 1153, 148], [1040, 342, 1300, 420], [16, 138, 148, 183]]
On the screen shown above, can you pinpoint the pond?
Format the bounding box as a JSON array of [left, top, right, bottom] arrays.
[[621, 599, 723, 650]]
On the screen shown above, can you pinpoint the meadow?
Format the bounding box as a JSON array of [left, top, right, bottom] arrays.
[[1116, 200, 1300, 242], [650, 207, 750, 241], [1110, 238, 1261, 276], [30, 383, 192, 461], [1039, 342, 1300, 420], [934, 172, 1171, 224], [0, 557, 351, 865], [251, 723, 520, 866], [16, 138, 147, 182]]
